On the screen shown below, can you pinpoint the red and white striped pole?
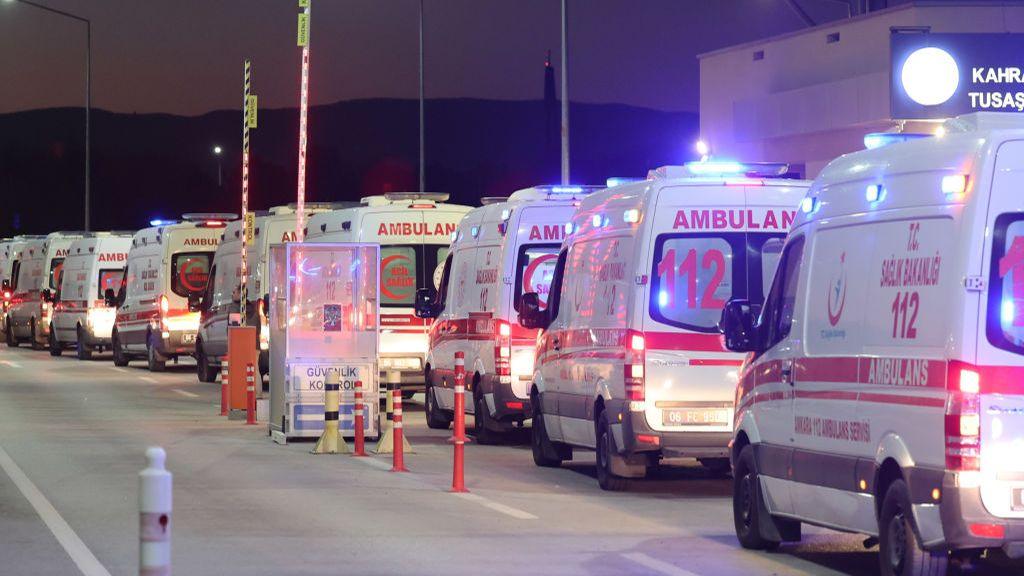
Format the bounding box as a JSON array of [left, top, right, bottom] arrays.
[[450, 351, 468, 492], [245, 363, 256, 425], [219, 359, 229, 416], [352, 380, 366, 456], [390, 387, 408, 472]]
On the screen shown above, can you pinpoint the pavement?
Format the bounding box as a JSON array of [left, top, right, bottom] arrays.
[[0, 346, 1021, 575]]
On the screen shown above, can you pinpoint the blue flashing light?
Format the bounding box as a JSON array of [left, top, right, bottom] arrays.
[[863, 132, 929, 150], [658, 290, 669, 307], [685, 161, 746, 175], [150, 219, 165, 227], [606, 177, 640, 188], [800, 197, 818, 214], [551, 185, 584, 194], [1002, 299, 1015, 325], [591, 214, 603, 228], [865, 184, 885, 203]]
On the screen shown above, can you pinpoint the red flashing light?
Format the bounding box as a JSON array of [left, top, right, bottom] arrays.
[[624, 329, 646, 401], [946, 361, 981, 472], [494, 320, 511, 377]]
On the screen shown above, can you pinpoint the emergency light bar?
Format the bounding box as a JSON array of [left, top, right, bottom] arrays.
[[606, 177, 641, 187], [649, 162, 790, 180], [480, 197, 508, 206], [863, 132, 929, 150], [533, 185, 603, 195], [383, 192, 450, 203], [182, 213, 238, 222], [149, 219, 178, 227]]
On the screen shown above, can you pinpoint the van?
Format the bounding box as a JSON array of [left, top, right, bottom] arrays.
[[518, 165, 808, 490], [305, 193, 471, 396], [48, 233, 133, 358], [5, 232, 86, 349], [1, 236, 38, 340], [720, 114, 1024, 575], [111, 214, 232, 371], [416, 186, 599, 441], [195, 204, 345, 382]]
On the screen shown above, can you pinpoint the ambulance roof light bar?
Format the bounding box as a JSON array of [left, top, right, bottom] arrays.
[[533, 184, 603, 195], [863, 132, 930, 150], [181, 213, 238, 222], [480, 197, 509, 206], [383, 192, 450, 203], [649, 162, 790, 180], [149, 219, 178, 227]]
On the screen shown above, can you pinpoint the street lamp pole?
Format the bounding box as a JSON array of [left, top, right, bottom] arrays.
[[213, 146, 223, 188], [7, 0, 91, 230], [560, 0, 570, 185], [418, 0, 425, 193]]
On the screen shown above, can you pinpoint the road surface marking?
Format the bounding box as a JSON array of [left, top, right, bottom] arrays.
[[0, 445, 111, 576], [0, 360, 22, 368], [172, 389, 199, 398], [139, 376, 158, 383], [621, 552, 700, 576], [111, 367, 130, 374], [453, 492, 538, 520]]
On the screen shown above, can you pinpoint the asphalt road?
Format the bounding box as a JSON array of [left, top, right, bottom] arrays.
[[0, 346, 1020, 575]]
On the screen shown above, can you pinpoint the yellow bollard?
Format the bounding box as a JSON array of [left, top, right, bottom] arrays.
[[312, 371, 350, 454], [375, 370, 413, 454]]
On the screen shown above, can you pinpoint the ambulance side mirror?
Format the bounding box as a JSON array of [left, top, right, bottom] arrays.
[[518, 292, 547, 330], [414, 288, 440, 319], [719, 299, 761, 353], [187, 293, 204, 313], [104, 288, 117, 307]]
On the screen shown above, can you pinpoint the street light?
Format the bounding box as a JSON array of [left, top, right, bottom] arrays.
[[4, 0, 92, 231], [212, 145, 223, 188]]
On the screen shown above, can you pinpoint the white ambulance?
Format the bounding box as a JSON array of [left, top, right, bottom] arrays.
[[305, 193, 471, 395], [721, 114, 1024, 575], [5, 232, 85, 349], [195, 204, 343, 382], [111, 214, 232, 371], [518, 164, 808, 490], [48, 233, 133, 359], [416, 185, 600, 441], [1, 236, 37, 340]]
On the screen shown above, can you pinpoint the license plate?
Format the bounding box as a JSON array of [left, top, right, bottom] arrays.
[[1014, 488, 1024, 511], [662, 408, 730, 426], [182, 333, 196, 344]]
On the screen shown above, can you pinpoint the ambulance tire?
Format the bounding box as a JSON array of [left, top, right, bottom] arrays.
[[472, 391, 500, 445], [5, 322, 18, 347], [76, 327, 93, 361], [879, 479, 949, 576], [146, 333, 167, 372], [196, 343, 217, 383], [733, 444, 782, 551], [596, 412, 629, 491], [48, 326, 61, 357], [531, 401, 568, 467], [112, 331, 130, 367], [29, 319, 43, 351], [424, 384, 452, 430]]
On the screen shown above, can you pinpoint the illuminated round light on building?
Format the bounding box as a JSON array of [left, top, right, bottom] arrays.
[[901, 47, 959, 106]]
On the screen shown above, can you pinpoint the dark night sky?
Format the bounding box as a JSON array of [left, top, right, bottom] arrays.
[[0, 0, 851, 116]]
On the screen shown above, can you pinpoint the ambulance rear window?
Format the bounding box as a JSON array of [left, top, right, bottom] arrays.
[[48, 258, 65, 290], [987, 215, 1024, 353], [170, 253, 212, 298], [514, 244, 560, 311], [650, 233, 783, 332], [98, 269, 122, 299]]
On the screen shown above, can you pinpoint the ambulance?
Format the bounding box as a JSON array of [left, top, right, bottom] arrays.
[[1, 236, 37, 340], [721, 114, 1024, 575], [5, 232, 85, 349], [416, 185, 600, 441], [48, 233, 133, 359], [518, 164, 808, 490], [111, 214, 232, 371], [305, 193, 471, 395], [195, 204, 343, 382]]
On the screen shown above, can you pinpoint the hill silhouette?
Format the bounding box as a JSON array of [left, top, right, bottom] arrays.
[[0, 99, 697, 236]]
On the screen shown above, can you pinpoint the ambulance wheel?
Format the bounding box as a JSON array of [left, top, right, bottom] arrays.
[[879, 479, 949, 576], [29, 319, 43, 350], [733, 444, 782, 551], [112, 331, 129, 367], [48, 326, 61, 356], [196, 343, 217, 383], [146, 333, 166, 372], [424, 384, 452, 430], [76, 327, 93, 361], [5, 322, 18, 348], [472, 391, 500, 445], [531, 401, 568, 467], [596, 412, 629, 491]]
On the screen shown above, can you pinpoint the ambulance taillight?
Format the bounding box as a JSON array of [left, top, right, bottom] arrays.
[[624, 330, 646, 402], [494, 320, 511, 381], [945, 362, 981, 472]]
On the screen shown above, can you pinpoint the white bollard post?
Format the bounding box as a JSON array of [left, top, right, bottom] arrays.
[[139, 447, 172, 576]]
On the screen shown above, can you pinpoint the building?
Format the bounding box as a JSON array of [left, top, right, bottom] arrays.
[[699, 1, 1024, 177]]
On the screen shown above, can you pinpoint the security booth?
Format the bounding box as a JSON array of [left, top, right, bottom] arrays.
[[268, 242, 380, 444]]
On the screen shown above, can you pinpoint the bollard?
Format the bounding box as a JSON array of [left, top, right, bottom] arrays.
[[139, 447, 172, 576], [352, 380, 367, 457], [219, 359, 229, 416], [245, 363, 256, 425], [312, 371, 350, 454], [450, 351, 468, 492], [375, 370, 412, 454], [391, 386, 408, 472]]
